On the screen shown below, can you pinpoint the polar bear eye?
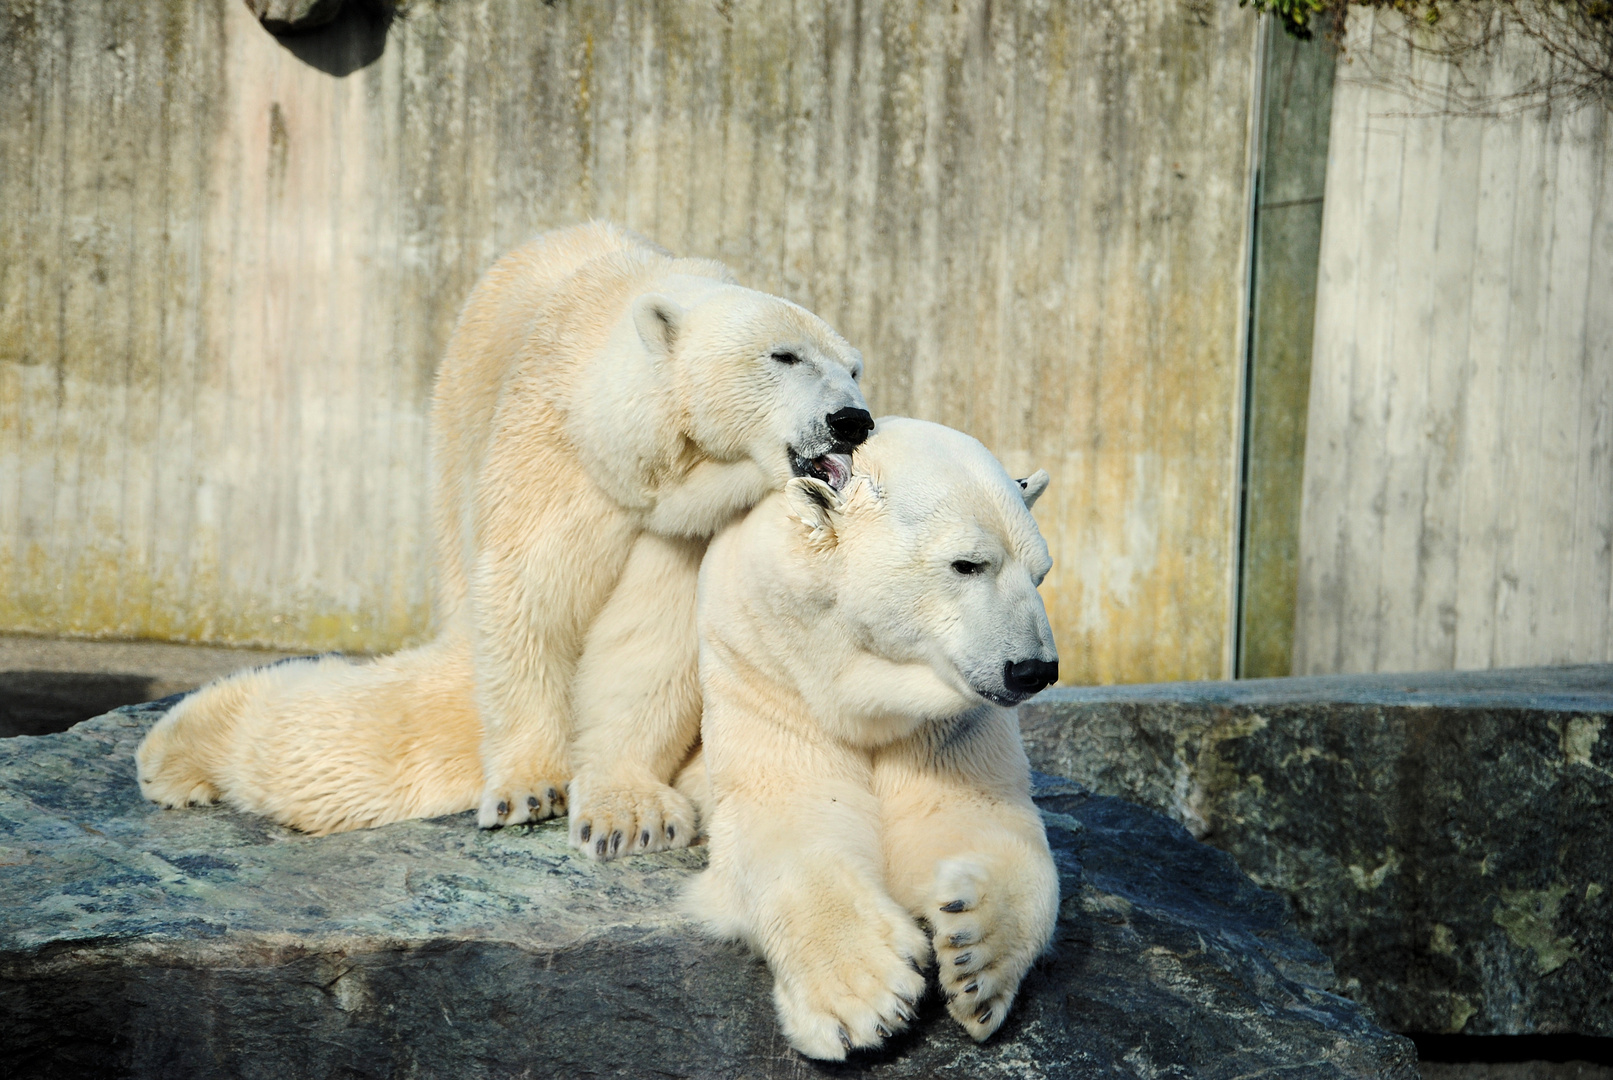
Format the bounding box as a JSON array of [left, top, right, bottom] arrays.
[[771, 350, 802, 365], [952, 560, 986, 575]]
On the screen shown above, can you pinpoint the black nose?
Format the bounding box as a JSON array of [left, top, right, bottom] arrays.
[[1003, 659, 1059, 696], [826, 407, 875, 447]]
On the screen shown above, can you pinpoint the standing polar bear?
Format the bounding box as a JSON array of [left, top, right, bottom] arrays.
[[692, 417, 1061, 1059], [137, 222, 872, 847]]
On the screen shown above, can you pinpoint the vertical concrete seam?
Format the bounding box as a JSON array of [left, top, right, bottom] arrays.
[[1229, 13, 1270, 679]]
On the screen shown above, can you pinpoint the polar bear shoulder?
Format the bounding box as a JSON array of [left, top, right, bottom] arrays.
[[429, 221, 739, 616]]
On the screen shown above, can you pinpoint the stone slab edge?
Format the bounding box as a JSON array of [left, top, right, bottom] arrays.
[[0, 701, 1417, 1079]]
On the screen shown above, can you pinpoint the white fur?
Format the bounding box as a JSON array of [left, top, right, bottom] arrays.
[[688, 417, 1060, 1059], [137, 222, 868, 843]]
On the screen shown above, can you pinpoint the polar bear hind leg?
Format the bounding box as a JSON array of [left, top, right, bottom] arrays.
[[136, 689, 234, 809], [136, 634, 484, 835]]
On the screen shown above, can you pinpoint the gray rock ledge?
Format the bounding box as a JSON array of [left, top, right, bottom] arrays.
[[2, 700, 1417, 1079]]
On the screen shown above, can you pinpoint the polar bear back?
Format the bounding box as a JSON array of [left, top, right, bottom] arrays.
[[428, 222, 730, 621]]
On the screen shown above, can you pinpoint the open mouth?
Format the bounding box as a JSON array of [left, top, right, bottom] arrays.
[[789, 450, 853, 491], [978, 688, 1032, 707]]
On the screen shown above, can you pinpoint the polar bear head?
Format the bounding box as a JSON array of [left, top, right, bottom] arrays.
[[629, 278, 872, 490], [699, 417, 1059, 745]]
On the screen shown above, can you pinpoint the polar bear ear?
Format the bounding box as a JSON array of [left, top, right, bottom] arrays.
[[1016, 469, 1050, 509], [786, 477, 841, 545], [632, 293, 683, 359]]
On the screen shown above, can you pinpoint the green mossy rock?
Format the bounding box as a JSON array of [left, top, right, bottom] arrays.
[[1020, 665, 1613, 1037]]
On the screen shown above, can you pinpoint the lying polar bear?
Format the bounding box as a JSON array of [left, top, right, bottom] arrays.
[[136, 222, 871, 843], [690, 417, 1061, 1059]]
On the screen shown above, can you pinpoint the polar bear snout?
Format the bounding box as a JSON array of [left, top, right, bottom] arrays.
[[825, 406, 875, 448], [1003, 658, 1059, 696]]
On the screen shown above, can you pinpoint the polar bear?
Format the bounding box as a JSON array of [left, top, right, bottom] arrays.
[[136, 222, 872, 841], [689, 417, 1061, 1059]]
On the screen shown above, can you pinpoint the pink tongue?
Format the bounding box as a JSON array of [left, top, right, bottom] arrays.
[[818, 453, 852, 491]]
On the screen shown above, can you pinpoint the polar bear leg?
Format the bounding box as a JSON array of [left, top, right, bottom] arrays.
[[470, 490, 638, 829], [873, 710, 1059, 1042], [669, 742, 711, 820], [691, 718, 929, 1061], [136, 686, 235, 810], [430, 221, 660, 624], [567, 532, 703, 859]]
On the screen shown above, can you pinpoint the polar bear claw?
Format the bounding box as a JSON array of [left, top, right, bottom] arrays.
[[928, 854, 1054, 1040], [477, 777, 567, 829], [931, 859, 1010, 1038], [147, 777, 220, 810]]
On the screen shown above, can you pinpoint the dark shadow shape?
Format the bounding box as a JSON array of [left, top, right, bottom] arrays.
[[268, 0, 394, 77], [1413, 1034, 1613, 1065], [0, 671, 157, 738]]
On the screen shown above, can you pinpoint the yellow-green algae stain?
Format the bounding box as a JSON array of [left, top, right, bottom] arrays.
[[1170, 710, 1271, 837], [1443, 993, 1477, 1034], [1493, 882, 1578, 976], [1563, 717, 1605, 768], [1347, 847, 1401, 892]]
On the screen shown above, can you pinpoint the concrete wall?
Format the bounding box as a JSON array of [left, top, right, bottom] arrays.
[[1295, 7, 1613, 674], [0, 0, 1262, 682]]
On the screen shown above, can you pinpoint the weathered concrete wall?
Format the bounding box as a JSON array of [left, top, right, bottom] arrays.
[[1295, 7, 1613, 674], [0, 0, 1261, 681]]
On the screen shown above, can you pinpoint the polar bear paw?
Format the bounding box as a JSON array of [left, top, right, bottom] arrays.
[[930, 857, 1042, 1042], [771, 904, 931, 1060], [139, 770, 220, 810], [568, 776, 697, 860], [134, 728, 221, 809], [477, 776, 568, 829]]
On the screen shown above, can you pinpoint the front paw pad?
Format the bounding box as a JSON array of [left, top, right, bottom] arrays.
[[931, 858, 1032, 1041], [478, 781, 567, 829], [569, 779, 696, 861], [772, 909, 931, 1060]]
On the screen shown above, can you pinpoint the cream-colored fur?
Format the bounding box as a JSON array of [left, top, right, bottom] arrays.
[[688, 417, 1061, 1059], [134, 635, 484, 835], [138, 221, 869, 843]]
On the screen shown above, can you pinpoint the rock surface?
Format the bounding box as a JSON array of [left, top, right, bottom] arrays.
[[1019, 664, 1613, 1038], [1, 700, 1415, 1079]]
